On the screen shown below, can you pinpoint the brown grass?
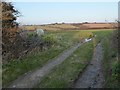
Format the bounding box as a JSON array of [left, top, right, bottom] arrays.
[[21, 23, 117, 31]]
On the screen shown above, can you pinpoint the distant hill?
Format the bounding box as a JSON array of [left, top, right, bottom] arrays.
[[20, 23, 117, 31]]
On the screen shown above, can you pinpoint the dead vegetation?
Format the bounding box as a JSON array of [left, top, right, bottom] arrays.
[[1, 1, 56, 64], [1, 1, 20, 63]]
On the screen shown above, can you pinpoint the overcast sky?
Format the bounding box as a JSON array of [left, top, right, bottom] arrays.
[[13, 2, 118, 25]]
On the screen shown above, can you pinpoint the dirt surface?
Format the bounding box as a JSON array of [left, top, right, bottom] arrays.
[[73, 43, 104, 88], [7, 42, 85, 88]]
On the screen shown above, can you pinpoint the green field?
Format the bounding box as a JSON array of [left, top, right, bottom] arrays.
[[36, 29, 118, 88], [3, 29, 119, 88], [2, 30, 92, 87]]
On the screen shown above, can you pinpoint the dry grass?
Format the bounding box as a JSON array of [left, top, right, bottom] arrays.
[[21, 23, 117, 31]]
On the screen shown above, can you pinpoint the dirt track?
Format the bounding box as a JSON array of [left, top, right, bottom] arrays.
[[7, 42, 84, 88], [73, 43, 104, 88]]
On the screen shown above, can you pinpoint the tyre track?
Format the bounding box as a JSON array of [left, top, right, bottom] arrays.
[[7, 42, 86, 88], [73, 43, 104, 88]]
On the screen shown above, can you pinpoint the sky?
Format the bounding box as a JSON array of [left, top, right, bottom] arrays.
[[13, 2, 118, 25]]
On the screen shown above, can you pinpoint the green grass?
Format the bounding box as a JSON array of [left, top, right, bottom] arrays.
[[101, 36, 119, 88], [36, 29, 119, 88], [93, 30, 120, 88], [92, 30, 113, 43], [36, 41, 94, 88], [4, 29, 113, 87], [2, 46, 65, 87], [3, 30, 92, 87]]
